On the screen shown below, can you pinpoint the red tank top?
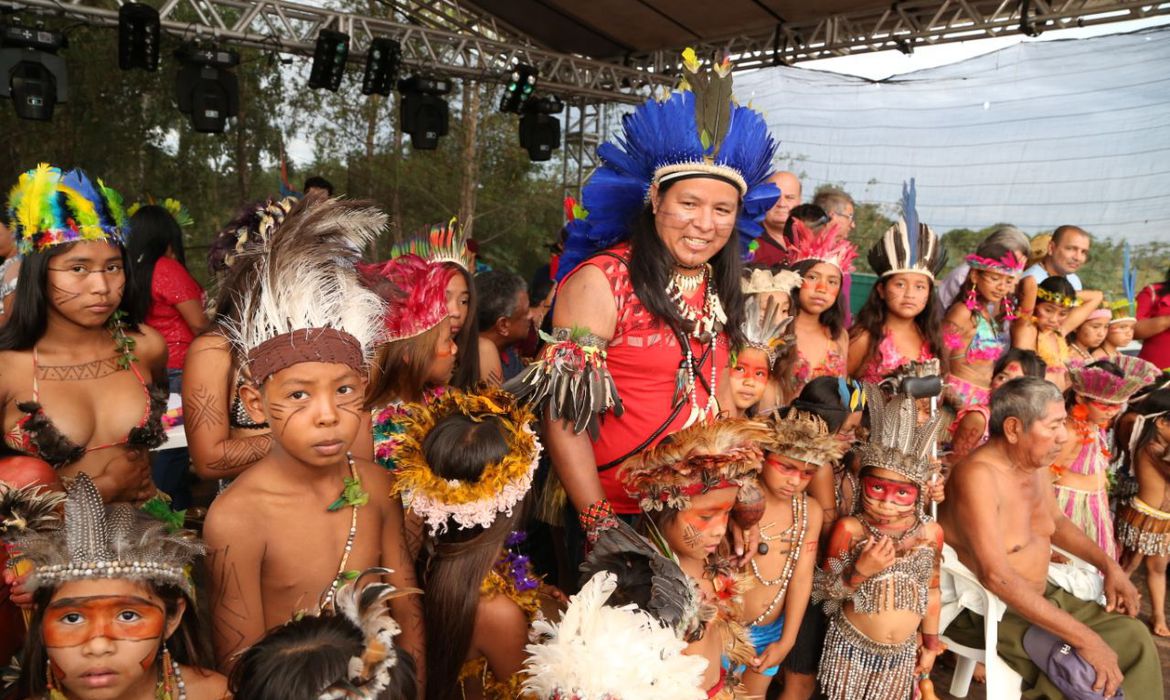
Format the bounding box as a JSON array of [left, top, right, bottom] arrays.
[[568, 244, 730, 514]]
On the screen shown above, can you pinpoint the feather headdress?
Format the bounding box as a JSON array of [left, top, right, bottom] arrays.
[[856, 383, 942, 488], [127, 197, 194, 228], [741, 267, 803, 297], [763, 410, 849, 468], [965, 250, 1026, 276], [6, 164, 127, 255], [390, 388, 541, 535], [782, 219, 857, 275], [317, 568, 417, 700], [557, 49, 779, 279], [390, 217, 475, 272], [868, 179, 946, 280], [1071, 356, 1160, 405], [0, 483, 64, 540], [208, 196, 298, 274], [523, 571, 708, 700], [620, 419, 768, 512], [358, 254, 450, 343], [225, 194, 387, 382], [1109, 242, 1138, 323], [579, 519, 706, 642], [740, 294, 792, 368], [5, 474, 202, 597]]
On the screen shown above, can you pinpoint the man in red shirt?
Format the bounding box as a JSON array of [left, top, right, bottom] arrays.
[[750, 171, 802, 266]]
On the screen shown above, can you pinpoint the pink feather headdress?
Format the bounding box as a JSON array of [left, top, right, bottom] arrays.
[[965, 251, 1026, 276], [781, 220, 857, 274], [360, 254, 450, 343], [1070, 355, 1161, 405]]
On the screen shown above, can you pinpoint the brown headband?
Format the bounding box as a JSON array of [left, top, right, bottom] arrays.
[[248, 328, 364, 383]]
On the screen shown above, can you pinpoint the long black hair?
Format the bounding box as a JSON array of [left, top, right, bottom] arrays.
[[627, 180, 747, 348], [416, 413, 528, 700], [0, 242, 140, 351], [446, 264, 481, 391], [126, 205, 187, 323], [792, 258, 846, 338], [849, 274, 947, 377]]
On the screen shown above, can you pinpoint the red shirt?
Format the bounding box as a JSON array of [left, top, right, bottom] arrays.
[[568, 244, 729, 514], [1138, 284, 1170, 369], [749, 231, 787, 266], [145, 257, 204, 370]]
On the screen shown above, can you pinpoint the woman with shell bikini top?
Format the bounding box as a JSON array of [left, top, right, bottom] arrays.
[[0, 166, 167, 505]]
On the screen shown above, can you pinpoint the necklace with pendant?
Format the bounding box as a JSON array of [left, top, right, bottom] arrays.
[[322, 453, 365, 608]]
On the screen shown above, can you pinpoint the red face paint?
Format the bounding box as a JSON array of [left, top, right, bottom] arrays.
[[860, 475, 919, 507], [766, 454, 817, 480], [731, 351, 770, 383], [43, 596, 166, 648]]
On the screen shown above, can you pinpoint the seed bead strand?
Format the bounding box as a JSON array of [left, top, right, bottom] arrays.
[[749, 494, 808, 626]]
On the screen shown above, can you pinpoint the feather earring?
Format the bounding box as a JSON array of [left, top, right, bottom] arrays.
[[965, 287, 979, 312]]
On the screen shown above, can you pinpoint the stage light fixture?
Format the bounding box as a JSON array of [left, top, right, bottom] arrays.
[[398, 75, 451, 150], [518, 95, 562, 162], [0, 22, 68, 121], [361, 37, 400, 96], [174, 43, 240, 133], [498, 63, 537, 113], [118, 3, 160, 71], [309, 29, 349, 91]]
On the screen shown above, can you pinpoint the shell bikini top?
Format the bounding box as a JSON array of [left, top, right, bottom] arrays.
[[4, 349, 167, 469]]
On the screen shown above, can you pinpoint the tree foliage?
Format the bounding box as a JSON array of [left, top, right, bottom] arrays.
[[0, 20, 562, 286]]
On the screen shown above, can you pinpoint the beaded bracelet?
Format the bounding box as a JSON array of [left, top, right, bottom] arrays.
[[579, 498, 619, 544]]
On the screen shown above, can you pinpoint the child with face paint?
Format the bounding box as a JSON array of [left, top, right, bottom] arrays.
[[201, 195, 423, 680], [1, 475, 226, 700], [735, 411, 845, 697], [619, 419, 770, 699], [1012, 275, 1097, 391], [1055, 356, 1160, 560], [948, 349, 1047, 463], [815, 387, 946, 700], [354, 254, 458, 469], [724, 294, 792, 418], [740, 267, 802, 412], [781, 221, 857, 397]]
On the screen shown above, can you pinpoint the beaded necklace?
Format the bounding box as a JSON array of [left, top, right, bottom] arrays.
[[860, 515, 922, 546], [665, 266, 725, 427], [749, 494, 807, 626], [322, 453, 365, 608]]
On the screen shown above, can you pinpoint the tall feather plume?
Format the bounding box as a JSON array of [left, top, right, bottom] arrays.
[[855, 384, 942, 486], [902, 178, 919, 264], [11, 163, 58, 241], [1123, 241, 1136, 313], [227, 195, 388, 369], [64, 474, 113, 562]]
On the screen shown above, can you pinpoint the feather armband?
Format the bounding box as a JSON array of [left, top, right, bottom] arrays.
[[812, 551, 857, 617], [504, 327, 623, 439]]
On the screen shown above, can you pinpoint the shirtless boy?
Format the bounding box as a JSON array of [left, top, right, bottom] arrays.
[[942, 377, 1161, 698], [201, 197, 423, 681]]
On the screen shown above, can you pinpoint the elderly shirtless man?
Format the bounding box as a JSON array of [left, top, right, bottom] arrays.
[[941, 377, 1162, 698]]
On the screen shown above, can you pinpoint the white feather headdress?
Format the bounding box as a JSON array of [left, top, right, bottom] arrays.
[[523, 571, 707, 700], [225, 195, 389, 381]]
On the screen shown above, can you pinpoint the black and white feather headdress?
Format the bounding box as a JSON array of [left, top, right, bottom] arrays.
[[868, 179, 946, 280]]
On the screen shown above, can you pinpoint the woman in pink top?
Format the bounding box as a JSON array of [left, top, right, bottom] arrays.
[[1137, 271, 1170, 369], [127, 203, 208, 508]]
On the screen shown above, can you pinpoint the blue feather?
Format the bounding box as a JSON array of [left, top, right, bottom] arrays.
[[1123, 241, 1136, 310], [902, 178, 919, 265], [556, 89, 778, 281], [60, 169, 109, 228]]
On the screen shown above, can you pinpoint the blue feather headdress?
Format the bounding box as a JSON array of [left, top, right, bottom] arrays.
[[6, 164, 127, 255], [1108, 242, 1138, 323], [557, 51, 779, 280], [867, 178, 946, 280]]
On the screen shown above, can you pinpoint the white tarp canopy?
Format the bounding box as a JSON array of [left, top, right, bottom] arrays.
[[733, 26, 1170, 242]]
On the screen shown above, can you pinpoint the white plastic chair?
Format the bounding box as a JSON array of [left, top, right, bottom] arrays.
[[939, 549, 1024, 699]]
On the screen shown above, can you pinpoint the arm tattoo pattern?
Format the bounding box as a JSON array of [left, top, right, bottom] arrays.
[[206, 434, 273, 473], [185, 384, 227, 433]]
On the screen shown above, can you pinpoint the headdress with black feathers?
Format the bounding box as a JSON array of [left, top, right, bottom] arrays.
[[868, 179, 946, 280]]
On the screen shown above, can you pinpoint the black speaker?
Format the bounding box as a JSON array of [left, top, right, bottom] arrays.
[[118, 3, 160, 71]]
